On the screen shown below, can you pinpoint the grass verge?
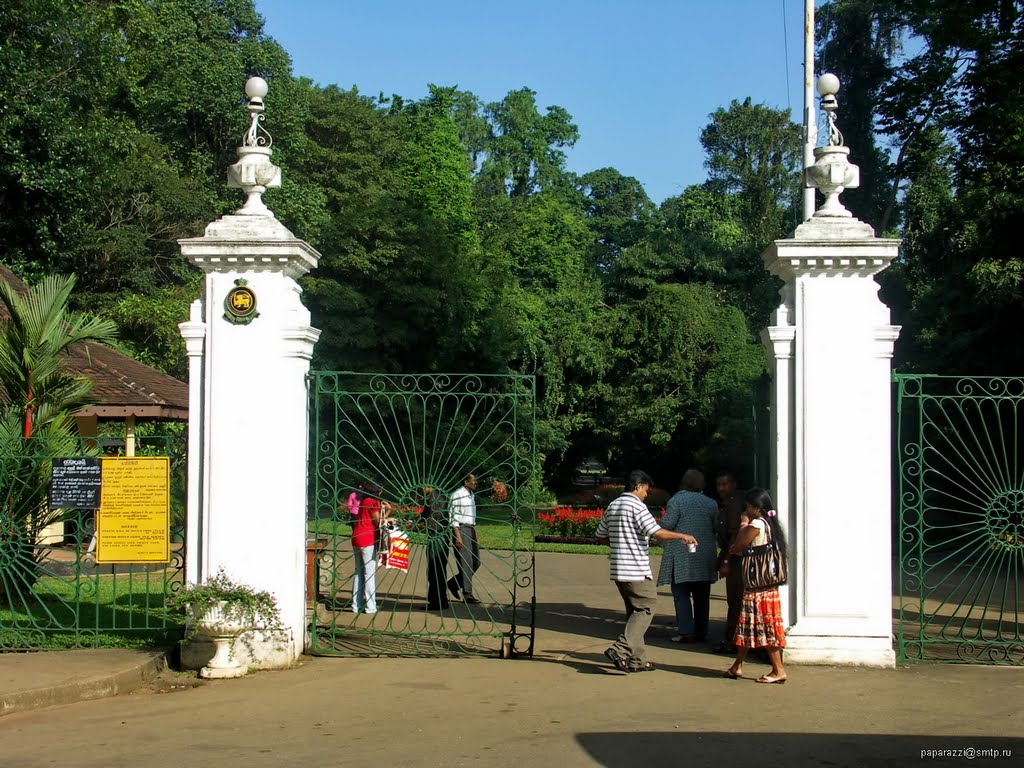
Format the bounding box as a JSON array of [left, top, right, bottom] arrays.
[[0, 571, 182, 650]]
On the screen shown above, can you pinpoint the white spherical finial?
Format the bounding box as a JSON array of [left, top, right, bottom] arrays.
[[816, 73, 840, 98], [245, 77, 269, 101]]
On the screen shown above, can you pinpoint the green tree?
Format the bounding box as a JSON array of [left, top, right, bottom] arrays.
[[474, 189, 611, 478], [609, 186, 745, 301], [479, 88, 579, 198], [0, 0, 303, 377], [290, 85, 405, 371], [576, 167, 656, 273], [0, 271, 116, 607], [0, 274, 118, 437], [817, 0, 903, 232], [0, 408, 84, 608], [599, 282, 765, 480], [821, 0, 1024, 372], [700, 98, 803, 250], [695, 101, 800, 328]]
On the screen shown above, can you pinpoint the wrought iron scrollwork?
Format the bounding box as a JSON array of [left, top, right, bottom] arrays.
[[0, 436, 187, 650], [896, 375, 1024, 665], [308, 371, 537, 658]]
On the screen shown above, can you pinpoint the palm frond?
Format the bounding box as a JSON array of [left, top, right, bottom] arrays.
[[0, 271, 119, 433]]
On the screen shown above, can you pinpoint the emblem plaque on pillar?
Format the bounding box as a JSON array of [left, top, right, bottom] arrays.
[[224, 278, 259, 325]]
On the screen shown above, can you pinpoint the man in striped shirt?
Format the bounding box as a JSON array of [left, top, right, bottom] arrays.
[[596, 470, 698, 672]]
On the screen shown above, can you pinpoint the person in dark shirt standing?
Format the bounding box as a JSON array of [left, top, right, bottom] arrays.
[[416, 487, 450, 610], [713, 470, 746, 654]]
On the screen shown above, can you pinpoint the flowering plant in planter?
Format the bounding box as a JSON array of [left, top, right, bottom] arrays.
[[167, 568, 285, 678], [167, 567, 284, 641]]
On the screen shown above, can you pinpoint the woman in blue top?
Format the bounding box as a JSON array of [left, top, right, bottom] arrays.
[[657, 469, 719, 643]]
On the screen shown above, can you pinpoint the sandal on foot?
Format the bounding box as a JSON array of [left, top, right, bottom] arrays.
[[604, 647, 631, 673], [629, 661, 656, 672], [755, 674, 787, 685], [723, 669, 742, 679]]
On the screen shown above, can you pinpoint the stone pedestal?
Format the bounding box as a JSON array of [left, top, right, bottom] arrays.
[[178, 213, 320, 668], [762, 215, 900, 667]]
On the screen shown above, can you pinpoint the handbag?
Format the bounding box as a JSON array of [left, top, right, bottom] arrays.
[[740, 521, 787, 590], [377, 521, 410, 572]]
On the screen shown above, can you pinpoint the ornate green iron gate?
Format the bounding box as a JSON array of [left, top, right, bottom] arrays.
[[308, 372, 536, 658], [0, 435, 185, 650], [895, 375, 1024, 664]]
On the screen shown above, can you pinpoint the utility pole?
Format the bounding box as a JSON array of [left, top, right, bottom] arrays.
[[802, 0, 817, 221]]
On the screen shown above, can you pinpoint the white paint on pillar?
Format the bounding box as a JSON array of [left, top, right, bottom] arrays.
[[179, 217, 320, 668], [178, 301, 206, 585], [763, 215, 900, 667], [761, 288, 796, 623]]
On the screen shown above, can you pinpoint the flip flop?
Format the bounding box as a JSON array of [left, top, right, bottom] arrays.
[[755, 674, 787, 685], [603, 647, 631, 673], [723, 669, 742, 679]]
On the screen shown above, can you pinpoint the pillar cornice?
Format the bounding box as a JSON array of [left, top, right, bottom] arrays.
[[179, 320, 206, 357], [873, 325, 901, 359], [282, 326, 322, 360], [179, 214, 320, 280], [762, 325, 797, 361], [764, 237, 900, 281]]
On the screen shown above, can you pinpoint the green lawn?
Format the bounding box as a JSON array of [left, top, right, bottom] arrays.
[[0, 571, 182, 650], [309, 508, 610, 556]]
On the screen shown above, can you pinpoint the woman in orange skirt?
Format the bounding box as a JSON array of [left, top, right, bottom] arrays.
[[723, 488, 788, 684]]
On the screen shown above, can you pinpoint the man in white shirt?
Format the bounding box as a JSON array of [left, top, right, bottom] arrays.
[[448, 473, 480, 603], [596, 470, 697, 672]]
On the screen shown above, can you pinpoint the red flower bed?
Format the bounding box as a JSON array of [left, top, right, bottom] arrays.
[[537, 507, 605, 538], [536, 505, 665, 538]]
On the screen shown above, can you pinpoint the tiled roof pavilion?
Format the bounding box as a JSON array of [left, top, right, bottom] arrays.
[[0, 263, 188, 422]]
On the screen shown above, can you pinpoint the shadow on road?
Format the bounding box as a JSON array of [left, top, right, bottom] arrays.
[[577, 731, 1022, 768]]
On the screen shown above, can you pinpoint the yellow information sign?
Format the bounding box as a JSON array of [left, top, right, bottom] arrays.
[[96, 457, 171, 564]]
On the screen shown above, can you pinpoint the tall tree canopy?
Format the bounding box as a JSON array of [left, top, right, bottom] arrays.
[[819, 0, 1024, 373], [7, 0, 1015, 484]]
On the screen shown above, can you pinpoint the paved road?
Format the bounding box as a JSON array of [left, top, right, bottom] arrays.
[[1, 552, 1021, 768]]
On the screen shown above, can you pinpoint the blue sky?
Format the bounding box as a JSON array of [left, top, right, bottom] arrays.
[[253, 0, 814, 205]]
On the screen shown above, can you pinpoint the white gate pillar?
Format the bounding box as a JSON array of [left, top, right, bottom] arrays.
[[178, 78, 321, 668], [762, 75, 900, 667]]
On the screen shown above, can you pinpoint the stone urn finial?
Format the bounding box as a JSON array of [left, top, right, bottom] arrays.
[[805, 73, 860, 218], [227, 76, 282, 217]]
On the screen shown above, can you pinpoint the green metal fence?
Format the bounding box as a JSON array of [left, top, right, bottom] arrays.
[[895, 375, 1024, 664], [0, 435, 185, 650], [308, 372, 537, 658]]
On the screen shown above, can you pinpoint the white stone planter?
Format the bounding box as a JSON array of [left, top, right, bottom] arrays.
[[190, 600, 248, 679]]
